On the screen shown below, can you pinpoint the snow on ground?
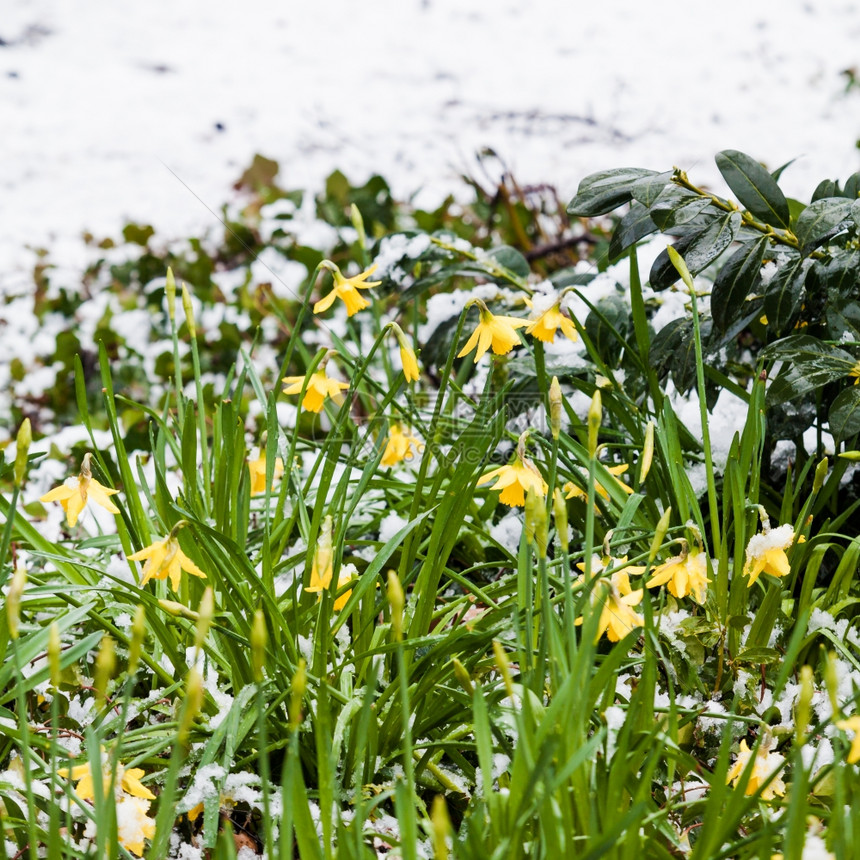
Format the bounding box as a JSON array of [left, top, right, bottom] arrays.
[[2, 0, 860, 286]]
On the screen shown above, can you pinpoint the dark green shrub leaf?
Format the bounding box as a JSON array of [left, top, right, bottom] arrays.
[[649, 234, 697, 291], [682, 212, 742, 274], [715, 150, 790, 229], [812, 179, 839, 202], [584, 295, 630, 365], [649, 318, 688, 378], [851, 198, 860, 231], [843, 172, 860, 200], [765, 336, 856, 404], [649, 186, 713, 230], [830, 385, 860, 442], [711, 237, 768, 333], [794, 197, 853, 253], [567, 167, 657, 216], [735, 647, 782, 666], [607, 202, 658, 262], [630, 170, 673, 207], [763, 256, 807, 336], [485, 245, 530, 279]]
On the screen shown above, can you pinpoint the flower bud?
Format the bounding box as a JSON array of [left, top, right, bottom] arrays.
[[290, 659, 307, 728], [796, 665, 814, 746], [7, 565, 26, 640], [251, 607, 267, 683], [552, 488, 569, 552], [94, 635, 116, 705], [194, 588, 215, 655], [158, 599, 199, 621], [813, 457, 829, 494], [48, 622, 62, 690], [387, 571, 405, 642], [549, 376, 563, 440], [165, 267, 177, 322], [431, 794, 451, 860], [14, 418, 31, 487], [492, 640, 515, 700], [349, 203, 367, 251], [587, 390, 602, 457], [639, 421, 654, 483], [181, 283, 196, 339], [649, 507, 672, 563], [451, 658, 474, 695], [128, 605, 146, 676]]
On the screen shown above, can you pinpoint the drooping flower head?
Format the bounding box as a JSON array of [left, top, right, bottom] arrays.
[[743, 518, 799, 587], [40, 452, 121, 528], [305, 516, 355, 610], [524, 295, 578, 344], [836, 715, 860, 764], [564, 463, 633, 513], [726, 736, 786, 800], [647, 536, 711, 604], [380, 425, 422, 467], [388, 321, 420, 382], [458, 299, 527, 362], [283, 352, 350, 413], [59, 751, 156, 856], [248, 450, 285, 495], [313, 261, 381, 317], [477, 431, 547, 507], [128, 521, 206, 591], [574, 554, 645, 642]]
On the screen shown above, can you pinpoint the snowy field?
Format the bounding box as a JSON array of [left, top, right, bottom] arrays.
[[2, 0, 860, 286]]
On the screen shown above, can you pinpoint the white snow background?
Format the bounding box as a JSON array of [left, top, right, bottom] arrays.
[[2, 0, 860, 286]]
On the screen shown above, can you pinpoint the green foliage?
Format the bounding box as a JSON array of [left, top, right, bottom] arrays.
[[1, 152, 860, 858]]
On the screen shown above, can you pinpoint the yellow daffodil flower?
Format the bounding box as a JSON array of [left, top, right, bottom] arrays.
[[726, 738, 786, 800], [647, 548, 710, 604], [837, 715, 860, 764], [458, 299, 527, 362], [128, 526, 206, 591], [313, 262, 381, 317], [564, 464, 633, 511], [381, 425, 422, 467], [478, 457, 547, 507], [400, 342, 420, 382], [305, 516, 354, 610], [524, 298, 578, 344], [574, 558, 644, 642], [743, 523, 797, 587], [283, 368, 350, 413], [60, 759, 156, 801], [248, 451, 284, 495], [40, 453, 120, 527]]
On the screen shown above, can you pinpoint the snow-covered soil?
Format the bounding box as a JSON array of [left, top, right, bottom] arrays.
[[2, 0, 860, 285]]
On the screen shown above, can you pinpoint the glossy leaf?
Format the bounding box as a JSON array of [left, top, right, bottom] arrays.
[[794, 197, 853, 253], [764, 336, 857, 404], [812, 179, 839, 201], [485, 245, 530, 279], [630, 170, 673, 207], [710, 237, 768, 333], [763, 256, 807, 336], [683, 212, 742, 273], [829, 386, 860, 442], [715, 149, 790, 229], [648, 186, 713, 230], [567, 167, 657, 216], [608, 201, 658, 262]]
